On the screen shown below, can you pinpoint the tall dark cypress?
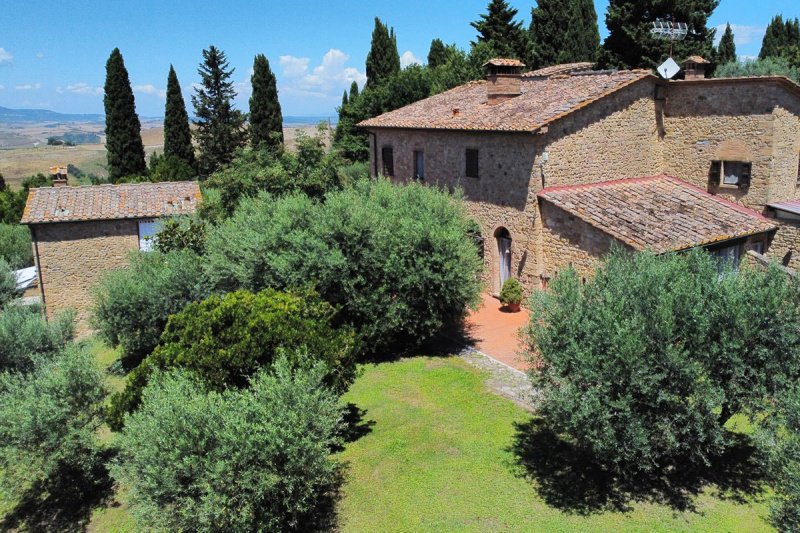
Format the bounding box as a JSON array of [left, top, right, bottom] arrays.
[[761, 16, 788, 59], [717, 23, 737, 65], [365, 18, 401, 87], [349, 81, 359, 101], [163, 66, 196, 169], [104, 48, 146, 182], [341, 90, 349, 108], [471, 0, 531, 63], [601, 0, 719, 69], [428, 39, 448, 68], [192, 45, 246, 176], [249, 54, 283, 149], [530, 0, 600, 68]]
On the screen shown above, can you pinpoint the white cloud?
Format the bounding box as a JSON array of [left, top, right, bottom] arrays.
[[134, 84, 167, 99], [278, 49, 366, 101], [36, 51, 44, 59], [715, 24, 766, 47], [15, 83, 41, 91], [0, 48, 12, 65], [400, 50, 422, 68], [57, 82, 102, 96]]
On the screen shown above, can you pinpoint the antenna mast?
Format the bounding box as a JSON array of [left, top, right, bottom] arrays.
[[650, 20, 689, 57]]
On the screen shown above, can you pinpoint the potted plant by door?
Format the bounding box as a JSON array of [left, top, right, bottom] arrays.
[[500, 278, 523, 312]]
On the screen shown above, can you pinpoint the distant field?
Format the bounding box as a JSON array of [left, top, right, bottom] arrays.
[[0, 124, 329, 188]]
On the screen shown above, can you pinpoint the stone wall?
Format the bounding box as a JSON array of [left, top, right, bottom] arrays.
[[540, 201, 627, 279], [32, 220, 140, 333], [766, 219, 800, 270], [662, 82, 800, 211]]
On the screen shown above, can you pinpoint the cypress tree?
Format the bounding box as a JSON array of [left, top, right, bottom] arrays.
[[761, 16, 788, 59], [471, 0, 531, 63], [601, 0, 719, 69], [249, 54, 283, 149], [192, 45, 246, 176], [104, 48, 146, 182], [163, 65, 196, 170], [341, 90, 348, 108], [349, 80, 359, 101], [717, 23, 737, 65], [428, 38, 448, 68], [366, 18, 401, 87], [530, 0, 600, 68]]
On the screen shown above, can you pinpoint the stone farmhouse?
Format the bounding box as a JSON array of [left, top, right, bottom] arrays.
[[360, 58, 800, 295], [21, 180, 201, 332]]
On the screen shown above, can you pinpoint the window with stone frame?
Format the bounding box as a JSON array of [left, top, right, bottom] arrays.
[[465, 148, 479, 179], [709, 160, 752, 188], [381, 146, 394, 177]]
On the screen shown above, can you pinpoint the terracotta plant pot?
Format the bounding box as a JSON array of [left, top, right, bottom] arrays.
[[506, 302, 521, 313]]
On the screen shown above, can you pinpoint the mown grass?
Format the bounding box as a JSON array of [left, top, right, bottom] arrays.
[[337, 356, 772, 532]]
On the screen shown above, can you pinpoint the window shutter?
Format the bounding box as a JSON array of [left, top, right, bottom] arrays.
[[381, 146, 394, 177], [709, 161, 721, 186], [739, 162, 752, 189]]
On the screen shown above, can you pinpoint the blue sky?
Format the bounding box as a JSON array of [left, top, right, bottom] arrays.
[[0, 0, 797, 117]]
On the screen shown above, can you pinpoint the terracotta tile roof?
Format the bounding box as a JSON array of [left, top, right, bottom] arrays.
[[359, 70, 654, 132], [684, 55, 711, 64], [538, 175, 776, 253], [484, 58, 526, 67], [522, 62, 594, 78], [768, 198, 800, 216], [21, 181, 202, 224]]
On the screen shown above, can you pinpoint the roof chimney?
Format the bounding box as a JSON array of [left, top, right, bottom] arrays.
[[683, 56, 710, 80], [484, 58, 525, 105], [50, 165, 68, 187]]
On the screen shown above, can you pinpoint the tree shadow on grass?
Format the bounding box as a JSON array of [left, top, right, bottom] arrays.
[[511, 418, 767, 515], [360, 317, 479, 364], [334, 403, 376, 452], [0, 449, 115, 532]]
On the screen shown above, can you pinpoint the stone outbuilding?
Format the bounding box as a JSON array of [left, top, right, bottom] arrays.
[[359, 59, 800, 295], [21, 181, 201, 332]]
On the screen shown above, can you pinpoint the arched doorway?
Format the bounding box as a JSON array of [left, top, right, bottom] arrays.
[[495, 227, 512, 289]]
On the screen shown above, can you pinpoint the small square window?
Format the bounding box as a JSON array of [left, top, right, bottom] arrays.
[[710, 160, 751, 189], [413, 150, 425, 180], [138, 219, 161, 252], [465, 149, 479, 179], [381, 146, 394, 177]]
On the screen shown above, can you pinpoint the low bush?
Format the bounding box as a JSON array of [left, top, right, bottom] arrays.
[[0, 258, 16, 307], [524, 249, 800, 477], [111, 356, 344, 532], [107, 289, 356, 430], [0, 346, 107, 501], [205, 179, 483, 354], [0, 223, 33, 269], [0, 305, 75, 373], [500, 278, 523, 305], [92, 250, 211, 365], [154, 217, 206, 255]]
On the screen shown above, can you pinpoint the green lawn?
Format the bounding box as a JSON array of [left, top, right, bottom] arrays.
[[337, 356, 772, 532]]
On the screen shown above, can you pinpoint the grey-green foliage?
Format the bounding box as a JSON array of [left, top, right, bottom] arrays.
[[111, 355, 343, 532], [0, 223, 33, 269], [91, 250, 211, 365], [0, 258, 15, 308], [0, 306, 75, 373], [205, 179, 483, 354], [715, 56, 800, 82], [0, 345, 106, 501], [525, 249, 800, 477], [759, 384, 800, 531]]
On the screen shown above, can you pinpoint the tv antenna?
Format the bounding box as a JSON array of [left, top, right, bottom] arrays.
[[651, 20, 689, 79]]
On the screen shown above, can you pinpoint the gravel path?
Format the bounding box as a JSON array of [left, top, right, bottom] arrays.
[[458, 348, 539, 411]]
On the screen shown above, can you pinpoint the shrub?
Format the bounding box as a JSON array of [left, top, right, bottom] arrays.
[[0, 223, 33, 269], [524, 249, 800, 477], [715, 57, 800, 82], [149, 153, 197, 182], [0, 306, 75, 373], [205, 179, 483, 354], [0, 345, 107, 501], [154, 217, 207, 255], [759, 384, 800, 531], [107, 289, 356, 430], [500, 278, 523, 305], [111, 356, 344, 532], [0, 258, 16, 308], [92, 250, 211, 365]]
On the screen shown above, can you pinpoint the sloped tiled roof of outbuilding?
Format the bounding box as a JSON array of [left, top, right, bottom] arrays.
[[538, 175, 776, 253], [522, 62, 594, 78], [21, 181, 202, 224], [358, 69, 654, 132]]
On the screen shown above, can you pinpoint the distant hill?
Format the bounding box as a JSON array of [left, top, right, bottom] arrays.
[[0, 106, 105, 123]]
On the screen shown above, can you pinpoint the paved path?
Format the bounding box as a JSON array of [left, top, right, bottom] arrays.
[[458, 349, 538, 411], [464, 293, 531, 372]]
